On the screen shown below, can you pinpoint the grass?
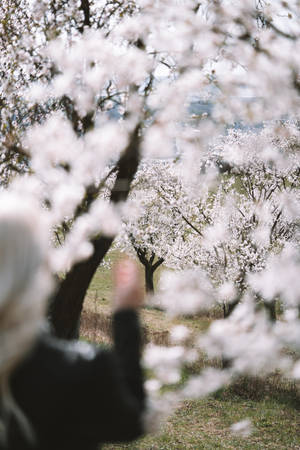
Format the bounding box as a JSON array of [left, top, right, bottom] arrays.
[[103, 396, 300, 449], [81, 248, 300, 450]]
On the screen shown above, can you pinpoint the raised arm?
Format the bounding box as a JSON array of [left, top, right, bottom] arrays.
[[81, 259, 146, 443]]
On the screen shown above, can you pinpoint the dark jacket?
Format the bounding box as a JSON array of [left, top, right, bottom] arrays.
[[6, 309, 145, 450]]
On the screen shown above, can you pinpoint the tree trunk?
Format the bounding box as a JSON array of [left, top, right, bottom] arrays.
[[145, 265, 154, 293], [48, 237, 113, 339], [265, 300, 277, 322], [222, 302, 227, 319], [223, 298, 240, 319]]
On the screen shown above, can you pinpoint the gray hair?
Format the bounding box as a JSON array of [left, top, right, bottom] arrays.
[[0, 193, 53, 444]]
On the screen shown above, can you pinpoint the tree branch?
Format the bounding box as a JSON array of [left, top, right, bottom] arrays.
[[152, 257, 164, 272], [79, 0, 91, 33]]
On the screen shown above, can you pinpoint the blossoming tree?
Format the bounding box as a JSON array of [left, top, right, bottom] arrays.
[[116, 160, 191, 292], [1, 0, 300, 418]]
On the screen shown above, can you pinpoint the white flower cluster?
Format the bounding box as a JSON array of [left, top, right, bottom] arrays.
[[1, 0, 300, 416]]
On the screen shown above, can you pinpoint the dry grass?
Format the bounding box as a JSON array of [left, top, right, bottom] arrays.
[[80, 304, 210, 347]]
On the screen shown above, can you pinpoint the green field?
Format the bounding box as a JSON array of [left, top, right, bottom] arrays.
[[81, 249, 300, 450], [103, 395, 299, 449]]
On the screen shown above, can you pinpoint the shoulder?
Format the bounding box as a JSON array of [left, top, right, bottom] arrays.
[[11, 332, 112, 400]]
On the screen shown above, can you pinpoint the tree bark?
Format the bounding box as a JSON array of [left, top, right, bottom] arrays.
[[132, 246, 164, 294], [265, 300, 277, 322], [145, 264, 154, 293], [49, 124, 141, 339], [49, 237, 113, 339]]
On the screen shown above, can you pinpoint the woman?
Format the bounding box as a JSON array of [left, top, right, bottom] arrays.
[[0, 194, 145, 450]]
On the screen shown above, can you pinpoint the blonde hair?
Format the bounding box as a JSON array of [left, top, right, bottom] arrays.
[[0, 193, 53, 444]]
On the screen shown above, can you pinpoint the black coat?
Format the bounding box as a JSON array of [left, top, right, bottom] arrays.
[[6, 309, 145, 450]]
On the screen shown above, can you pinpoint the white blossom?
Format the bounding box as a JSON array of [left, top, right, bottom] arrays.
[[230, 419, 253, 438]]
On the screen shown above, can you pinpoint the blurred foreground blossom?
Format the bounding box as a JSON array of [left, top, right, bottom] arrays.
[[153, 269, 215, 316], [230, 419, 253, 438]]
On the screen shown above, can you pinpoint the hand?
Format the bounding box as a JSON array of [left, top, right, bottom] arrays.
[[112, 258, 144, 312]]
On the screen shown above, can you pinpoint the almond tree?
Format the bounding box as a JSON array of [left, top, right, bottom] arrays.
[[169, 125, 300, 320], [1, 0, 300, 408], [1, 0, 145, 338], [116, 161, 187, 293]]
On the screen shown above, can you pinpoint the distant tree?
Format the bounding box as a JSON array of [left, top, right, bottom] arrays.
[[116, 162, 180, 293]]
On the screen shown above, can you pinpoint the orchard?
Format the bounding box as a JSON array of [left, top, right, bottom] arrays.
[[1, 0, 300, 441]]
